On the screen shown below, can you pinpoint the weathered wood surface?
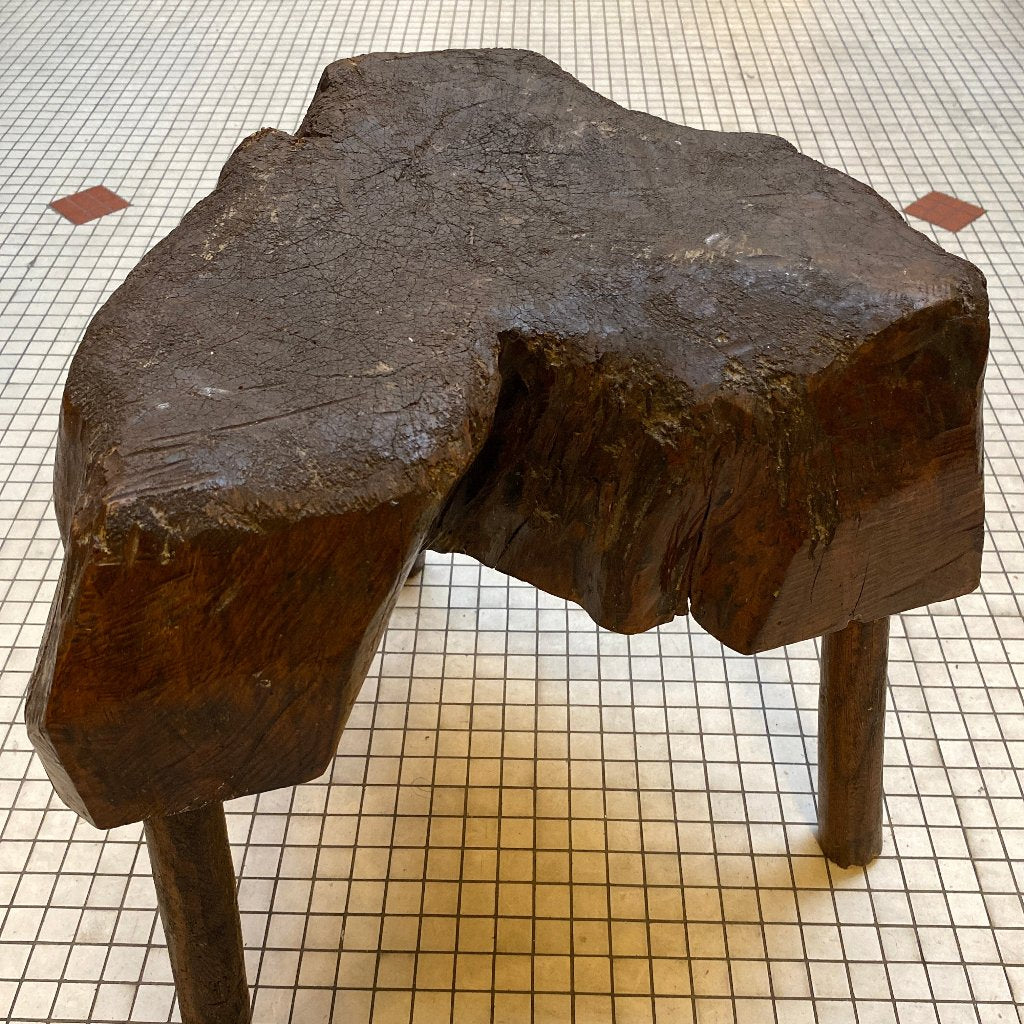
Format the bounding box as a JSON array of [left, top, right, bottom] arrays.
[[144, 803, 250, 1024], [27, 48, 987, 828], [817, 617, 890, 867]]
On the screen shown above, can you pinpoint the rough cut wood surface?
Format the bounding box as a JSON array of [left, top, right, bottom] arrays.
[[27, 49, 988, 828]]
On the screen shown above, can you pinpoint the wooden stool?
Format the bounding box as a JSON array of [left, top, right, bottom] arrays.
[[26, 49, 988, 1024]]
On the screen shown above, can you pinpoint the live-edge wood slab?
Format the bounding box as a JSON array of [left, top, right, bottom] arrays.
[[27, 49, 987, 830]]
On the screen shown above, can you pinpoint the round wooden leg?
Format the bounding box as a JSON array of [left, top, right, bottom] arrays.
[[145, 803, 251, 1024], [817, 617, 889, 868]]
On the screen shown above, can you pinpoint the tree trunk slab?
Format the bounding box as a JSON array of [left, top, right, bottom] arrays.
[[27, 48, 987, 828]]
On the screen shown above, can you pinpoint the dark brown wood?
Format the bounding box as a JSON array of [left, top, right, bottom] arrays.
[[817, 617, 890, 867], [144, 803, 250, 1024], [26, 48, 986, 836]]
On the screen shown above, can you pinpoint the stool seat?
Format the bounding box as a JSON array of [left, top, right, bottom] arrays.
[[26, 49, 987, 1024]]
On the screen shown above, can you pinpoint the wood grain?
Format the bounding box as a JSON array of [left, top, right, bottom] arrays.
[[144, 803, 250, 1024], [24, 48, 987, 829], [817, 617, 890, 867]]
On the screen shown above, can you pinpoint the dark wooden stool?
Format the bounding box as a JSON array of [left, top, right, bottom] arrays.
[[26, 49, 988, 1024]]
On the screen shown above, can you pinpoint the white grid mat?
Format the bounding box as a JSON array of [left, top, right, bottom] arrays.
[[1, 2, 1022, 1022]]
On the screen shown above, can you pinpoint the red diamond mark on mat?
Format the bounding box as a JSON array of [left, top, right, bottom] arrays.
[[50, 185, 130, 225], [904, 191, 984, 232]]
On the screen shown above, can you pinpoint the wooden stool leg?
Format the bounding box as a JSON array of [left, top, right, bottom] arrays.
[[144, 804, 251, 1024], [817, 616, 889, 868], [407, 550, 427, 578]]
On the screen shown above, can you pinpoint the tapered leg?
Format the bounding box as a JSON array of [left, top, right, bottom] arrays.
[[817, 617, 889, 868], [145, 804, 251, 1024], [407, 550, 427, 578]]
